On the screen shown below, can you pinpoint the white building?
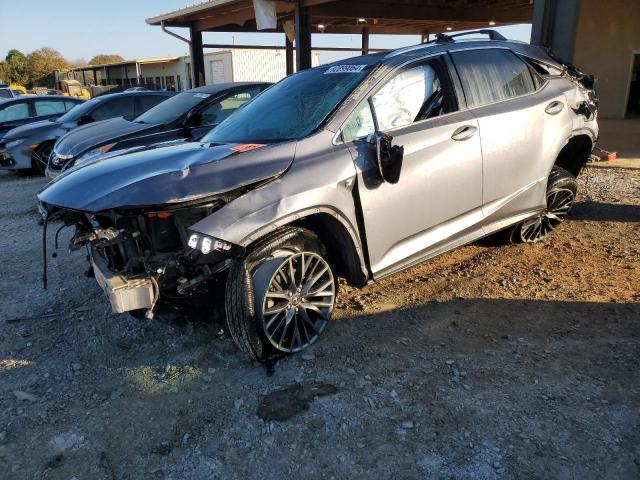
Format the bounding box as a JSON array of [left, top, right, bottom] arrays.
[[65, 49, 320, 92]]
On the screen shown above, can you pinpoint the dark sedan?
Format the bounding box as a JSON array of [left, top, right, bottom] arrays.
[[0, 91, 174, 175], [47, 82, 270, 177], [0, 96, 84, 137]]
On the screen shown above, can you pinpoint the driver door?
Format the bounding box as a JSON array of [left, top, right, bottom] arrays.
[[344, 55, 483, 277]]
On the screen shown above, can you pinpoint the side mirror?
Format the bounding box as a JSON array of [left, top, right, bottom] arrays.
[[372, 131, 404, 184], [78, 114, 94, 125], [184, 110, 202, 128]]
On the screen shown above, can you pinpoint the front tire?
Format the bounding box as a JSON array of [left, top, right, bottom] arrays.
[[225, 227, 336, 361], [31, 142, 53, 176], [510, 166, 578, 243]]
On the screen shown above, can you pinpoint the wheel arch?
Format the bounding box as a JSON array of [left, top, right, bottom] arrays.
[[242, 208, 369, 287], [552, 132, 594, 178]]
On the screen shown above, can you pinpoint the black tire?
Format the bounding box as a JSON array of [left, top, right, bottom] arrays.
[[31, 142, 53, 176], [225, 227, 336, 361], [510, 166, 578, 243]]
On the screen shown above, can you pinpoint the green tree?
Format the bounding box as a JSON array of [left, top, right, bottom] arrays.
[[0, 61, 8, 83], [89, 54, 125, 66], [5, 49, 29, 85], [27, 47, 69, 84]]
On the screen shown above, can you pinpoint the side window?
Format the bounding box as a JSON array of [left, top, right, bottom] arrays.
[[34, 100, 67, 116], [372, 60, 457, 132], [451, 49, 537, 108], [342, 101, 375, 143], [64, 101, 79, 111], [200, 88, 261, 126], [0, 102, 29, 122], [138, 95, 168, 114], [91, 96, 136, 121]]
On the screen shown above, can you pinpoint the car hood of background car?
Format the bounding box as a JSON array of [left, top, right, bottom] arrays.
[[38, 140, 296, 212], [3, 119, 66, 140], [54, 117, 159, 157]]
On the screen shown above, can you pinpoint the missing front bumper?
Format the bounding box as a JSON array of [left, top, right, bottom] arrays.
[[92, 255, 156, 314]]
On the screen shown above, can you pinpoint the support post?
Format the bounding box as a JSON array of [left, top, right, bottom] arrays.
[[286, 35, 294, 75], [189, 25, 206, 87], [361, 27, 370, 55], [295, 0, 312, 71], [530, 0, 581, 63], [81, 69, 86, 86]]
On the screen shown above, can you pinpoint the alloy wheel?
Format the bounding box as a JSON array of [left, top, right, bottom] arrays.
[[260, 251, 335, 353], [519, 186, 575, 242]]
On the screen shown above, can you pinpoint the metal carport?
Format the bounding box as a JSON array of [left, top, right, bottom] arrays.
[[146, 0, 534, 87]]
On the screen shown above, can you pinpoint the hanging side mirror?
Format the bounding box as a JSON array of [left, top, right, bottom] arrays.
[[372, 131, 404, 184]]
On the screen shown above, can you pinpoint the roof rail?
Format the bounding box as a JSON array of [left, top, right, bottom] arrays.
[[435, 29, 507, 43], [386, 29, 508, 58]]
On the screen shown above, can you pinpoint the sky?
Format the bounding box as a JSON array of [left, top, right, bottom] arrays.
[[0, 1, 532, 65]]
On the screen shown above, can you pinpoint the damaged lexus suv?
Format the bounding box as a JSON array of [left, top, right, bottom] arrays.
[[38, 31, 598, 362]]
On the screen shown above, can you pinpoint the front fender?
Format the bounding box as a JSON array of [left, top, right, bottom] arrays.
[[189, 133, 368, 275]]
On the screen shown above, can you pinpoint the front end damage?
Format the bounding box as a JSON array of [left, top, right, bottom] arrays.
[[43, 197, 242, 318], [37, 140, 296, 318]]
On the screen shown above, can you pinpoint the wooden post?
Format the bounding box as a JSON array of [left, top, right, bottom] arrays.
[[286, 35, 294, 75], [295, 0, 312, 71], [189, 25, 206, 87], [361, 27, 370, 55]]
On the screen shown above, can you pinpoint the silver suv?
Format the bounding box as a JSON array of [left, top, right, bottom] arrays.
[[38, 32, 598, 362]]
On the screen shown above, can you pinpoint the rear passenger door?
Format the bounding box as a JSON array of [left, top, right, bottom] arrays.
[[343, 55, 484, 277], [450, 48, 571, 222], [33, 99, 67, 120]]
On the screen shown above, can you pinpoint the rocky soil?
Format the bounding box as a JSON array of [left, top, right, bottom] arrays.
[[0, 167, 638, 480]]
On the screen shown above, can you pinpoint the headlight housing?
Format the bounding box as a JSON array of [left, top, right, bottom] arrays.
[[4, 138, 25, 149], [76, 143, 115, 165], [187, 232, 233, 255]]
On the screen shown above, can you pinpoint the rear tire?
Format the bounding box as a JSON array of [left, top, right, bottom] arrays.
[[225, 227, 336, 361], [31, 142, 53, 176], [510, 166, 578, 243]]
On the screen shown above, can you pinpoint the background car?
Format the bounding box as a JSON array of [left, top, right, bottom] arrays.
[[47, 82, 269, 177], [0, 84, 15, 99], [0, 95, 84, 137], [0, 90, 174, 175]]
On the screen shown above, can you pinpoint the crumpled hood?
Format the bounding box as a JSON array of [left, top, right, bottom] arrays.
[[3, 119, 66, 140], [55, 117, 158, 157], [38, 140, 296, 212]]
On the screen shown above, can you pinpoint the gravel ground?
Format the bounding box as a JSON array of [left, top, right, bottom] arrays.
[[0, 167, 638, 480]]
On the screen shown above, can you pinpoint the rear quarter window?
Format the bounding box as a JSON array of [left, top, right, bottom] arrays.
[[451, 49, 538, 108]]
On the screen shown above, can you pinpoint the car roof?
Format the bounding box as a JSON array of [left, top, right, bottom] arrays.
[[0, 95, 83, 104], [321, 36, 561, 71], [92, 90, 175, 102], [186, 82, 271, 95]]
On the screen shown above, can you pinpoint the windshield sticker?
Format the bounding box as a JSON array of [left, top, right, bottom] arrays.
[[193, 93, 211, 98], [231, 143, 267, 153], [324, 65, 367, 74]]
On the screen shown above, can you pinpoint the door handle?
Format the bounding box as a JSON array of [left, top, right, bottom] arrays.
[[451, 125, 477, 141], [545, 101, 564, 115]]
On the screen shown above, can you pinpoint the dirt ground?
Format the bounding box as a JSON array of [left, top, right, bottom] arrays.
[[0, 167, 638, 480]]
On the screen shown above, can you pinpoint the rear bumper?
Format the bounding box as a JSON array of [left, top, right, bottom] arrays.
[[92, 253, 156, 314]]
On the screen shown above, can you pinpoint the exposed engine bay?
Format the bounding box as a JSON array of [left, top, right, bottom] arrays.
[[43, 197, 242, 318]]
